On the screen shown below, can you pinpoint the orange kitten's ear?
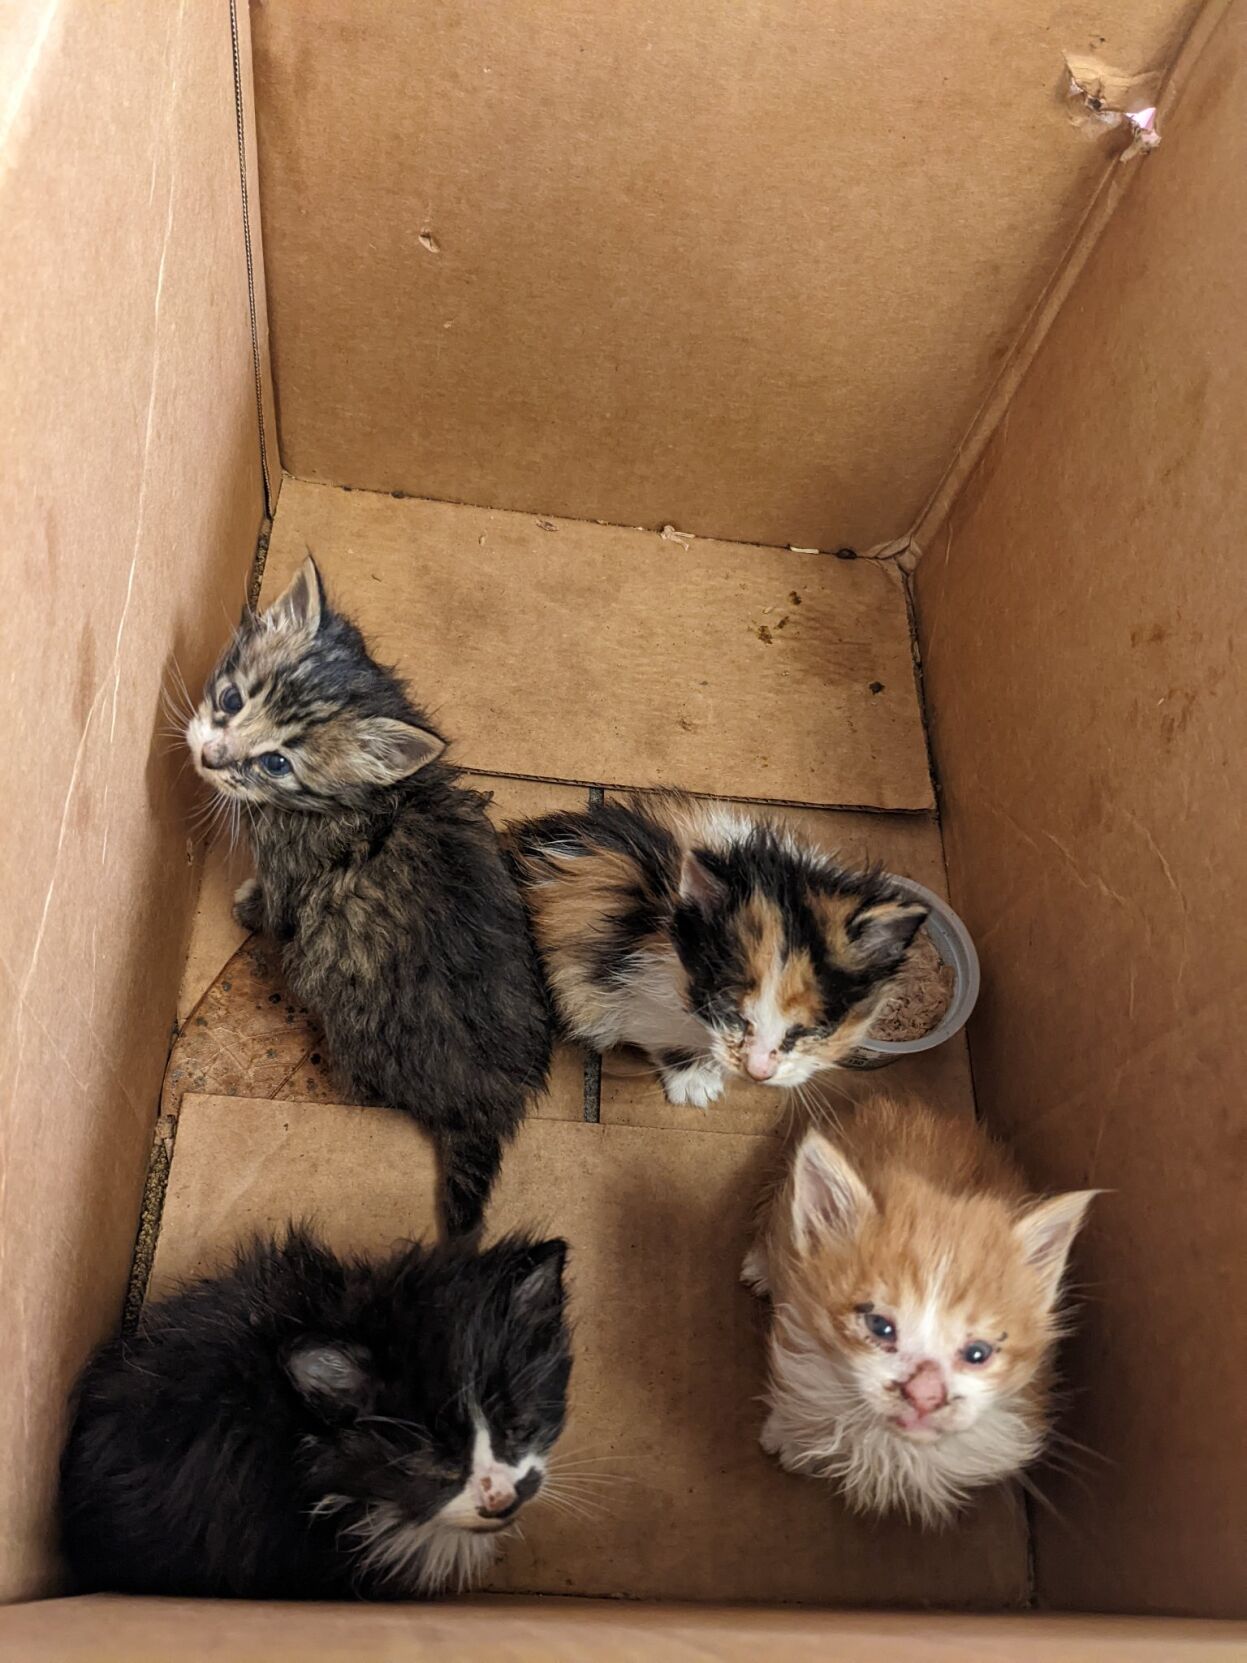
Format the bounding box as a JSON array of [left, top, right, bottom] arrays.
[[678, 849, 726, 913], [846, 899, 928, 971], [1015, 1191, 1098, 1306], [790, 1130, 875, 1251], [353, 717, 446, 784], [266, 552, 324, 634]]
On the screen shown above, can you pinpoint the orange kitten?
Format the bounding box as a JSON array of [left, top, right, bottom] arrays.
[[746, 1096, 1096, 1525]]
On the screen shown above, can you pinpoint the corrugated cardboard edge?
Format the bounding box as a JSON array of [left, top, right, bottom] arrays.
[[230, 0, 279, 511], [907, 0, 1234, 565]]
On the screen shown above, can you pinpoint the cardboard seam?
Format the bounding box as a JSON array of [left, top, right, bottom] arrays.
[[296, 474, 907, 567], [906, 0, 1234, 563], [461, 768, 937, 817], [230, 0, 274, 513], [121, 1111, 179, 1333]]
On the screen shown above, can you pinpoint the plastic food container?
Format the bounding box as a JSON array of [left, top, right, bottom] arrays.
[[839, 875, 981, 1070]]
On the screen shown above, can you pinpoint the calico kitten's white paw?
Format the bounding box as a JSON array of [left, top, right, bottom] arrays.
[[660, 1061, 725, 1109], [741, 1241, 770, 1296], [233, 878, 263, 932]]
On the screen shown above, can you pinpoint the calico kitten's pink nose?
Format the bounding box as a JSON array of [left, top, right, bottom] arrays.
[[901, 1362, 947, 1415], [745, 1046, 779, 1081], [200, 738, 229, 770], [476, 1471, 517, 1517]]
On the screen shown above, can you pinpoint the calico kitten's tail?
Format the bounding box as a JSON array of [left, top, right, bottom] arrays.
[[438, 1123, 506, 1240]]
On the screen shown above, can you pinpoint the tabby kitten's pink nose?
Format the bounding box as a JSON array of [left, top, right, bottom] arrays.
[[200, 737, 229, 770], [901, 1362, 947, 1415], [745, 1046, 779, 1081]]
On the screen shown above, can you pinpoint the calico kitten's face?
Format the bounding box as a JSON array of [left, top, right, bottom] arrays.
[[187, 556, 443, 812], [287, 1238, 571, 1590], [675, 850, 928, 1088], [778, 1132, 1093, 1518]]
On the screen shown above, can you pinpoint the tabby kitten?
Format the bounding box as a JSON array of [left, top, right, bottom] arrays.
[[60, 1228, 571, 1598], [508, 793, 928, 1106], [186, 555, 551, 1236], [745, 1095, 1096, 1524]]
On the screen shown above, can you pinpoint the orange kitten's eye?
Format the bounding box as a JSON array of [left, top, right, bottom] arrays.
[[219, 684, 244, 716], [860, 1310, 897, 1345], [962, 1341, 995, 1366]]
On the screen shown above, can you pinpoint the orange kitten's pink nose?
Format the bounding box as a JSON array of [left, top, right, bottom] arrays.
[[745, 1045, 779, 1081], [901, 1362, 947, 1415]]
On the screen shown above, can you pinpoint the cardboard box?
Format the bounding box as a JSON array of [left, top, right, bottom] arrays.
[[1, 0, 1242, 1653]]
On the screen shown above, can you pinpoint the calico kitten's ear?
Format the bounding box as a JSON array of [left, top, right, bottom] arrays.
[[1014, 1191, 1098, 1307], [847, 898, 928, 972], [790, 1130, 875, 1250], [284, 1339, 375, 1423], [678, 849, 726, 914], [266, 553, 325, 634], [355, 717, 447, 783], [506, 1238, 568, 1321]]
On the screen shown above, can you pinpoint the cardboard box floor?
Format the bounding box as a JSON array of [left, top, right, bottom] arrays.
[[5, 0, 1245, 1652], [130, 491, 1023, 1607]]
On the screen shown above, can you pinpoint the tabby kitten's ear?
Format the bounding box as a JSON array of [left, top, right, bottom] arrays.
[[790, 1129, 875, 1251], [283, 1339, 375, 1424], [266, 553, 325, 634], [353, 716, 446, 784], [847, 898, 928, 972]]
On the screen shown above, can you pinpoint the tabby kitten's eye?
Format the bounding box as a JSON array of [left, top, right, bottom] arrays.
[[962, 1341, 995, 1366], [218, 684, 244, 716], [260, 752, 291, 777]]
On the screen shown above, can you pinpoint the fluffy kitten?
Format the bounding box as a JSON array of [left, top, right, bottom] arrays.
[[60, 1228, 571, 1598], [185, 555, 551, 1236], [745, 1095, 1096, 1524], [508, 793, 928, 1106]]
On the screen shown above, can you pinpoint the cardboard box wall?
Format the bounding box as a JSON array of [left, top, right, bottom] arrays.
[[1, 0, 1244, 1652]]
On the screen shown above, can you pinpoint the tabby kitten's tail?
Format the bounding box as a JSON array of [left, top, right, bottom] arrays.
[[439, 1123, 508, 1240]]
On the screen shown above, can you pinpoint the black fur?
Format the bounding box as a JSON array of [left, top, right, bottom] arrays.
[[60, 1229, 571, 1599]]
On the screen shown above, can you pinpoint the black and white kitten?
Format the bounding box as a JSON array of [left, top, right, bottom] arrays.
[[185, 555, 551, 1236], [60, 1229, 571, 1599]]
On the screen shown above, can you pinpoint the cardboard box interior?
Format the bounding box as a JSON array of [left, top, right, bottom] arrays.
[[1, 0, 1243, 1653]]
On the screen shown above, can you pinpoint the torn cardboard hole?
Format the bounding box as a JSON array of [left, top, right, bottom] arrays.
[[1064, 53, 1162, 161]]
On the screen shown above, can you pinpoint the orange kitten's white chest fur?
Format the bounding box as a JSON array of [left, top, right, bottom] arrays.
[[746, 1096, 1096, 1524]]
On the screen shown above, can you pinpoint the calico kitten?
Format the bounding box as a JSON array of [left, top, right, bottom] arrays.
[[60, 1228, 571, 1598], [745, 1095, 1096, 1524], [508, 793, 928, 1106], [185, 555, 551, 1236]]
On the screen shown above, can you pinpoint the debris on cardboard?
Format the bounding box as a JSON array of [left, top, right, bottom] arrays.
[[659, 523, 693, 548], [1064, 53, 1162, 161], [417, 228, 441, 253]]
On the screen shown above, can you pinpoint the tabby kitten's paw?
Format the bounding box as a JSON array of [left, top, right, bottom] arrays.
[[659, 1059, 725, 1109], [233, 878, 264, 933]]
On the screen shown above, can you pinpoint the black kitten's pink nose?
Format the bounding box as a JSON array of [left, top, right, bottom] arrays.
[[475, 1468, 542, 1520]]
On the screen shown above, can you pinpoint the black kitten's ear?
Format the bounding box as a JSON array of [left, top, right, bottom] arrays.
[[266, 552, 324, 634], [678, 849, 726, 914], [846, 898, 928, 971], [355, 717, 447, 784], [283, 1339, 375, 1423], [507, 1239, 568, 1321]]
